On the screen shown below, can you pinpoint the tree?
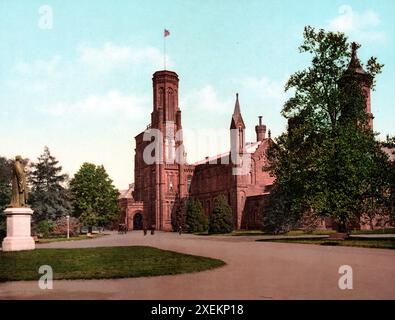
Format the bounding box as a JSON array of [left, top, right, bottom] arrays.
[[0, 156, 12, 213], [266, 26, 386, 233], [29, 146, 71, 222], [186, 198, 208, 233], [263, 185, 299, 234], [70, 163, 120, 231], [382, 136, 395, 223], [208, 195, 233, 234], [33, 220, 54, 238], [171, 197, 187, 232], [0, 156, 12, 240]]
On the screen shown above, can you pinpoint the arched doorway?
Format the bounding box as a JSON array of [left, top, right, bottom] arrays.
[[133, 212, 143, 230]]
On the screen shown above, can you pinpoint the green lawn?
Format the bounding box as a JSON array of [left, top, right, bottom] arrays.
[[197, 228, 395, 237], [37, 233, 107, 243], [196, 229, 336, 236], [0, 246, 225, 282], [257, 238, 395, 249], [283, 230, 336, 236], [351, 228, 395, 235]]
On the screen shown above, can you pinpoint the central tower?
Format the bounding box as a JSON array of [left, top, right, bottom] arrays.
[[151, 70, 180, 128], [134, 70, 186, 231]]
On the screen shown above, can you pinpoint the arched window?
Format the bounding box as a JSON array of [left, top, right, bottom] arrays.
[[168, 173, 174, 192], [238, 126, 244, 152], [167, 88, 174, 120], [158, 87, 164, 107], [187, 175, 192, 192]]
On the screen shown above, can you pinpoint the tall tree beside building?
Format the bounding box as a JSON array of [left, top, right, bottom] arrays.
[[70, 163, 119, 230], [29, 146, 71, 222], [266, 26, 387, 233], [383, 136, 395, 222], [172, 197, 187, 232], [208, 195, 233, 234], [262, 184, 298, 234], [185, 198, 207, 233]]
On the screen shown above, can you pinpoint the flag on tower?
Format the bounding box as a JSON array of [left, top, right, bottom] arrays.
[[164, 29, 170, 37]]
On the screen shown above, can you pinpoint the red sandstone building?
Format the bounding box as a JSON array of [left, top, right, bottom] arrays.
[[119, 45, 390, 231], [119, 69, 275, 231]]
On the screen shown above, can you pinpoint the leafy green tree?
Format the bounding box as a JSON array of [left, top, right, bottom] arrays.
[[0, 156, 12, 240], [70, 163, 119, 231], [266, 26, 386, 233], [0, 156, 12, 213], [186, 198, 208, 233], [29, 146, 71, 222], [263, 185, 299, 234], [390, 157, 395, 223], [382, 136, 395, 222], [34, 220, 54, 238], [208, 195, 233, 234]]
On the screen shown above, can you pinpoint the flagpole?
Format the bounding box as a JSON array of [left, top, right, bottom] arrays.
[[163, 29, 166, 70]]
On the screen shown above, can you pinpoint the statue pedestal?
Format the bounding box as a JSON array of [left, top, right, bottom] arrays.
[[2, 207, 35, 251]]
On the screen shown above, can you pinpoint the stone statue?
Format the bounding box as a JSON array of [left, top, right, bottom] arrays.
[[10, 155, 29, 208]]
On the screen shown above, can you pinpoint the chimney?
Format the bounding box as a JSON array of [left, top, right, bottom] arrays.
[[255, 116, 266, 141]]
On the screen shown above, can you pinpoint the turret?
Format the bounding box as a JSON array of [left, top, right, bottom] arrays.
[[340, 42, 373, 129]]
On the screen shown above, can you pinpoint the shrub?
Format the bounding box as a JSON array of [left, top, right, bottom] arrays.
[[171, 198, 187, 232], [35, 220, 54, 238], [186, 198, 208, 233], [209, 195, 233, 234], [0, 220, 6, 241]]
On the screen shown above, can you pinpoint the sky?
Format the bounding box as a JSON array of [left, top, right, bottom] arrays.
[[0, 0, 394, 190]]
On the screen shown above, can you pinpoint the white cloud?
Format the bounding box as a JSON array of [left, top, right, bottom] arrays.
[[7, 41, 170, 120], [181, 85, 232, 114], [243, 76, 285, 103], [180, 76, 288, 163], [9, 56, 62, 94], [77, 42, 169, 73], [328, 5, 386, 43], [42, 90, 149, 119], [237, 75, 289, 139], [14, 56, 61, 76], [8, 42, 169, 96]]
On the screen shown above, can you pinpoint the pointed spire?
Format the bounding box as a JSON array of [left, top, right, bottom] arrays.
[[230, 93, 245, 129], [233, 93, 241, 115], [347, 42, 366, 75]]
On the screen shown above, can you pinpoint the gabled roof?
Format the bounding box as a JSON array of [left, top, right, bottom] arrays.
[[118, 184, 134, 199], [193, 140, 272, 165]]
